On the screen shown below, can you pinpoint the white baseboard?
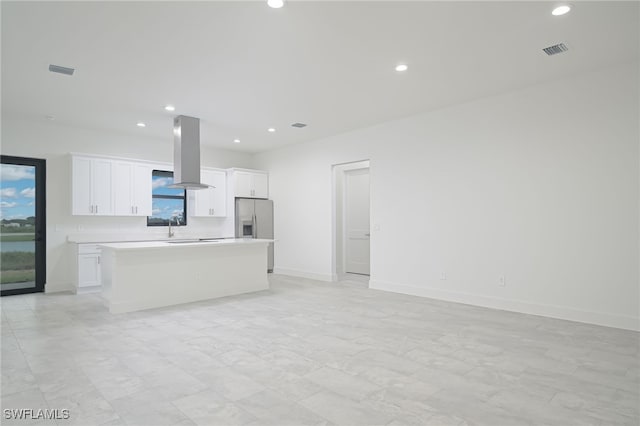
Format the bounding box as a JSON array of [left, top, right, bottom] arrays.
[[272, 268, 334, 282], [44, 281, 74, 293], [369, 280, 639, 332]]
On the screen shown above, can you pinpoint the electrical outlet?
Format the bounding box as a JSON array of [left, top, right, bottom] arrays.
[[499, 276, 506, 287], [440, 272, 446, 280]]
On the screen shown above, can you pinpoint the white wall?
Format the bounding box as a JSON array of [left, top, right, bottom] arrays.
[[255, 62, 640, 330], [1, 117, 253, 291]]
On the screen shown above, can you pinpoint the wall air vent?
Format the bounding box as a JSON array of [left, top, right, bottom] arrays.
[[543, 43, 568, 56], [48, 64, 75, 75], [291, 122, 307, 128]]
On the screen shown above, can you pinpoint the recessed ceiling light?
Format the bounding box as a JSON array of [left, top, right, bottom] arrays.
[[233, 139, 241, 143], [45, 115, 55, 121], [267, 128, 276, 133], [164, 105, 175, 112], [267, 0, 284, 8], [395, 64, 408, 72], [136, 122, 146, 128], [552, 5, 571, 16]]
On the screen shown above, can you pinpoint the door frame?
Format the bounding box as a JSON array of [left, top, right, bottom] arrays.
[[331, 160, 370, 282], [1, 155, 46, 296], [344, 167, 371, 275]]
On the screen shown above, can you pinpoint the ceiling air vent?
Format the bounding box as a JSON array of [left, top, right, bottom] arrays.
[[291, 122, 307, 128], [543, 43, 568, 56], [48, 64, 75, 75]]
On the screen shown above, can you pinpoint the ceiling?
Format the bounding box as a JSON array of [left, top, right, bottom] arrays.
[[2, 1, 638, 153]]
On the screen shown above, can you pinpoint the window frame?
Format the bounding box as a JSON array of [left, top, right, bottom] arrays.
[[147, 170, 187, 227]]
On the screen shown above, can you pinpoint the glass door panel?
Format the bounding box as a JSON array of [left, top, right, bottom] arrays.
[[1, 156, 45, 295]]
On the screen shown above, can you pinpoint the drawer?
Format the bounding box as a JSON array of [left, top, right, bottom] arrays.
[[78, 244, 101, 254]]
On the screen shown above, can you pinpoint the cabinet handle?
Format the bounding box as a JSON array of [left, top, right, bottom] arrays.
[[212, 208, 214, 215], [96, 205, 98, 214], [97, 256, 100, 265], [135, 206, 138, 214]]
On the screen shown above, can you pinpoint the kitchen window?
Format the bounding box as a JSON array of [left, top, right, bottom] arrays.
[[147, 170, 187, 226]]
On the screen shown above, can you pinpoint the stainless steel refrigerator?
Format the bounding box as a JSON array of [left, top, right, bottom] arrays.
[[235, 198, 274, 272]]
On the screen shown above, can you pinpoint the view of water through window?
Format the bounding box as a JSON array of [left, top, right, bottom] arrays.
[[0, 164, 36, 288]]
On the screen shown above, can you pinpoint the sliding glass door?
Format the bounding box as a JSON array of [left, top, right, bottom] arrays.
[[1, 156, 46, 296]]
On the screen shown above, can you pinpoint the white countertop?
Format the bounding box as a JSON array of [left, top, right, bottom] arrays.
[[99, 238, 273, 251], [67, 234, 223, 244]]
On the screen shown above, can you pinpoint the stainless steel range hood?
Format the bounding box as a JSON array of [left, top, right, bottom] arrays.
[[168, 115, 209, 190]]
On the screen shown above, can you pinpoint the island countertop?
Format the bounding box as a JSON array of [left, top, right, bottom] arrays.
[[100, 237, 273, 314], [99, 238, 273, 251]]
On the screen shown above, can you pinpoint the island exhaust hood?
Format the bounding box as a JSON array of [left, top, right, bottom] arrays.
[[168, 115, 210, 190]]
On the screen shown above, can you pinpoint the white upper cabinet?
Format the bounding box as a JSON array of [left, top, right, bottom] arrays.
[[72, 156, 114, 215], [234, 171, 253, 198], [232, 170, 268, 199], [132, 164, 152, 216], [252, 173, 269, 199], [72, 155, 153, 217], [189, 169, 226, 217], [113, 161, 152, 216]]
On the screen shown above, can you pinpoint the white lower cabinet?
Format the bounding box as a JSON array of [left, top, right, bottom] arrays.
[[76, 244, 102, 293]]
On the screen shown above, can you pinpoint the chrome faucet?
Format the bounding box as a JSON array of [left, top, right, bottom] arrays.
[[168, 219, 175, 238]]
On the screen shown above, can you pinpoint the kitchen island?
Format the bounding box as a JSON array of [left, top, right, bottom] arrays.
[[99, 238, 272, 314]]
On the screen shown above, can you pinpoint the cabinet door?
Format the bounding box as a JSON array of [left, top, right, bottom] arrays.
[[209, 171, 226, 217], [235, 172, 253, 198], [78, 254, 101, 287], [189, 170, 224, 217], [72, 157, 93, 215], [113, 162, 134, 215], [188, 170, 211, 217], [252, 173, 269, 199], [132, 164, 152, 216], [190, 188, 211, 217], [200, 170, 217, 216], [92, 159, 113, 215]]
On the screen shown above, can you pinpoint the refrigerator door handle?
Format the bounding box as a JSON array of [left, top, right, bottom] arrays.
[[253, 214, 258, 238]]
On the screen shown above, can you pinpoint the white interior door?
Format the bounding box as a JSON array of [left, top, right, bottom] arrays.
[[345, 168, 370, 275]]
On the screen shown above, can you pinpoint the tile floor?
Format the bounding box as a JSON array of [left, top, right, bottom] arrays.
[[1, 274, 638, 426]]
